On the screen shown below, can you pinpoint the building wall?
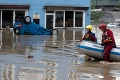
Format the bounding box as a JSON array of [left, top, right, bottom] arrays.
[[0, 0, 90, 28]]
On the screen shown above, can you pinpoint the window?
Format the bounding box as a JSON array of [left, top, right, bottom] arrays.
[[75, 12, 83, 27], [55, 11, 64, 27]]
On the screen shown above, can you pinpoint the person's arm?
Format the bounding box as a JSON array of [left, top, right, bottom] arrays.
[[107, 29, 115, 43], [80, 36, 84, 42], [107, 29, 116, 48]]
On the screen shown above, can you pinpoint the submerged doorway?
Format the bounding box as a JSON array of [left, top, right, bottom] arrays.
[[2, 10, 13, 28], [46, 13, 54, 29], [65, 11, 73, 27]]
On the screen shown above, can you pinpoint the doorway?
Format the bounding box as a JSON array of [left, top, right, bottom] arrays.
[[65, 11, 73, 27], [46, 14, 54, 29], [2, 10, 13, 28]]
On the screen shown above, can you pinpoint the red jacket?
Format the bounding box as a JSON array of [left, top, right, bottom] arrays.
[[80, 32, 97, 42], [102, 29, 115, 44]]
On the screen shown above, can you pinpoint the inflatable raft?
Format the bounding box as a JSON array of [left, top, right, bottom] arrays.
[[77, 40, 120, 62]]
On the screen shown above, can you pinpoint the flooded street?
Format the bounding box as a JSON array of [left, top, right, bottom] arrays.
[[0, 27, 120, 80]]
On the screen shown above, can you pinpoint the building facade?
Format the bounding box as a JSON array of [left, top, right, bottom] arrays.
[[0, 0, 90, 29]]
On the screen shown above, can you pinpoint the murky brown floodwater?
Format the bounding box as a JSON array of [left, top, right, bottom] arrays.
[[0, 27, 120, 80]]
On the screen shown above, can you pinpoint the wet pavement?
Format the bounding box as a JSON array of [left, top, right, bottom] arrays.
[[0, 27, 120, 80]]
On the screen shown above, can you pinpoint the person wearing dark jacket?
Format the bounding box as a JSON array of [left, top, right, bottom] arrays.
[[99, 23, 116, 62], [80, 25, 97, 42], [80, 25, 97, 61]]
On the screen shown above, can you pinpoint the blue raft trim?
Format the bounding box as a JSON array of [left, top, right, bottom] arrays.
[[77, 45, 120, 56]]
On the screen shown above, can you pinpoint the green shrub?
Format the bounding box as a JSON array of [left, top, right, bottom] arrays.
[[91, 11, 103, 20]]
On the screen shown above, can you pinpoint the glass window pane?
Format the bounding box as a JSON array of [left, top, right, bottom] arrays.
[[55, 11, 64, 27], [65, 11, 73, 27], [75, 12, 83, 27], [15, 11, 25, 19]]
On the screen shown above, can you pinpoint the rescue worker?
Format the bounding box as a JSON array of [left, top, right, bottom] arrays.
[[80, 25, 97, 42], [80, 25, 97, 61], [99, 23, 116, 62]]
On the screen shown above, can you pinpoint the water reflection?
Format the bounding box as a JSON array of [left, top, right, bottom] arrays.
[[102, 65, 115, 80], [2, 64, 15, 80], [0, 27, 120, 80], [18, 66, 57, 80], [69, 60, 120, 80]]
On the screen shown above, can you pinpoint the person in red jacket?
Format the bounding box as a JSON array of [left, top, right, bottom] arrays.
[[80, 25, 97, 42], [99, 23, 116, 62]]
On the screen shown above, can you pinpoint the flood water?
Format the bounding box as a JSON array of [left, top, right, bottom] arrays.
[[0, 27, 120, 80]]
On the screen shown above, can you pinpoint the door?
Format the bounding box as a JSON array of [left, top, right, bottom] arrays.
[[46, 14, 54, 29], [2, 10, 13, 28]]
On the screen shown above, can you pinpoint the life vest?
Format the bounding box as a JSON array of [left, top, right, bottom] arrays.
[[84, 32, 97, 42], [102, 30, 113, 43]]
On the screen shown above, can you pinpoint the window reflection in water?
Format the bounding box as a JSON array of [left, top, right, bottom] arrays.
[[2, 64, 15, 80], [18, 62, 57, 80]]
